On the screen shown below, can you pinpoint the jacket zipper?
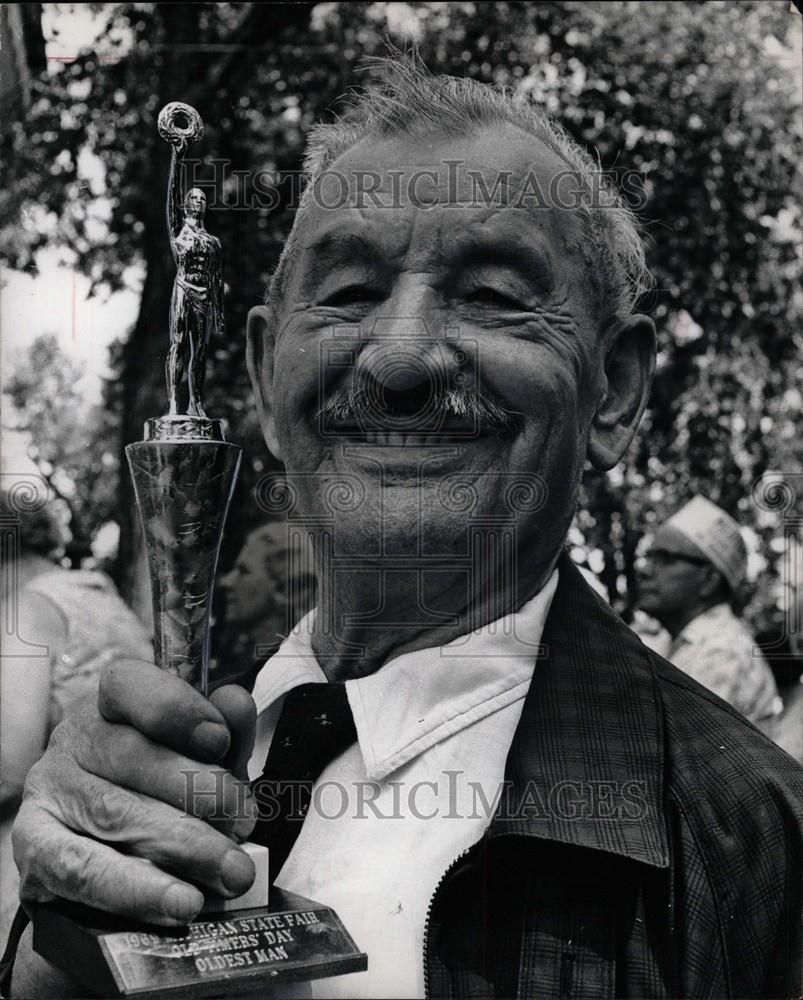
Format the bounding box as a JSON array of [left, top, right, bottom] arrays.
[[422, 842, 481, 999]]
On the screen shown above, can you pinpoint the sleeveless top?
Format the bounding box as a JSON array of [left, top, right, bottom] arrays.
[[0, 570, 153, 945], [25, 569, 153, 731]]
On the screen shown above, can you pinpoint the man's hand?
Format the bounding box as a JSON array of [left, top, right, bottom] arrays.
[[12, 660, 259, 927]]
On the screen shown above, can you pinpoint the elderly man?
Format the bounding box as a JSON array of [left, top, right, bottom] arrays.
[[638, 495, 780, 729], [7, 58, 803, 999]]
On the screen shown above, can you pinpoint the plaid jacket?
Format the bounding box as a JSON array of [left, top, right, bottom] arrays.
[[425, 556, 803, 999]]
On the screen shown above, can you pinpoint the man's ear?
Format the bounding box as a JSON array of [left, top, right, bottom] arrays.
[[587, 314, 656, 471], [246, 304, 282, 460], [699, 564, 724, 602]]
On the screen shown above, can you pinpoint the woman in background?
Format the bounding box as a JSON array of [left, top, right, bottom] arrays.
[[0, 492, 152, 941]]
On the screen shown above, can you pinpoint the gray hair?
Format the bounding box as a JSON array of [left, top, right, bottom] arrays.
[[268, 53, 651, 324]]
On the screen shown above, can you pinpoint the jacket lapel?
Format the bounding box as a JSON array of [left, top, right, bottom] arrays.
[[488, 553, 669, 869]]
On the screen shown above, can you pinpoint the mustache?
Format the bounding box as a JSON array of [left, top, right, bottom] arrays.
[[316, 383, 522, 436]]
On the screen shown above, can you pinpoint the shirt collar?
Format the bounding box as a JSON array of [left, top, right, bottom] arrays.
[[251, 571, 559, 781], [348, 569, 558, 780], [251, 613, 326, 715]]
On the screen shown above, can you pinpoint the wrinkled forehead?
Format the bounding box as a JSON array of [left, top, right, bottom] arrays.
[[291, 123, 591, 277]]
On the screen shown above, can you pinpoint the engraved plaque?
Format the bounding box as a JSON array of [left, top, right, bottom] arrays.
[[33, 890, 367, 998]]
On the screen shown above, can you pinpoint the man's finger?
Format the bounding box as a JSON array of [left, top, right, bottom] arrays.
[[209, 685, 257, 781], [98, 660, 230, 761], [14, 801, 204, 927], [61, 725, 257, 842], [30, 761, 256, 898]]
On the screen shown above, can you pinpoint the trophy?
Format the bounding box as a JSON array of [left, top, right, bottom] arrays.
[[31, 102, 366, 998]]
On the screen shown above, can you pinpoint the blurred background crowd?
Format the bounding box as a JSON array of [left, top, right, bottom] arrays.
[[1, 4, 802, 935]]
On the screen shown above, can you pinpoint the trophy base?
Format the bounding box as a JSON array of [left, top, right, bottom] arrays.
[[32, 889, 367, 998]]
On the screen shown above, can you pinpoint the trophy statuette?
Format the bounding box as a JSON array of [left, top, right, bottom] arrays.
[[30, 102, 366, 999]]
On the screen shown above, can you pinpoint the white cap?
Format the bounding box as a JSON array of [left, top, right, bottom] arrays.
[[662, 495, 747, 594]]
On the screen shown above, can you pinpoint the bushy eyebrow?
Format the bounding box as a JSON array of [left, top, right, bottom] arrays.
[[295, 229, 387, 298], [303, 231, 384, 269], [455, 238, 555, 291], [299, 220, 556, 294]]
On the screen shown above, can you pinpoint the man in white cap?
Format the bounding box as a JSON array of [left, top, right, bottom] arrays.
[[638, 495, 780, 728]]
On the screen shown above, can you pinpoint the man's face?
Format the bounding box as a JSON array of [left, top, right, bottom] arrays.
[[219, 541, 278, 627], [637, 526, 715, 621], [250, 124, 653, 590]]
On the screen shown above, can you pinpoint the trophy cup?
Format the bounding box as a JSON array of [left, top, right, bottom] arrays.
[[31, 102, 366, 998]]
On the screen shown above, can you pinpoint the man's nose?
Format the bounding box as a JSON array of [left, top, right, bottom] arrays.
[[354, 283, 465, 393], [356, 336, 464, 393]]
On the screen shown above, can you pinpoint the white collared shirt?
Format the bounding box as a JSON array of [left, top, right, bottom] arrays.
[[247, 570, 558, 999]]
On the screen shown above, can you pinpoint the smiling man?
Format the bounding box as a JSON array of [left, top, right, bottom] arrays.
[[8, 58, 803, 999]]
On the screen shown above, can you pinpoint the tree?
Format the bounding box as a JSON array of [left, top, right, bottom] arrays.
[[3, 3, 320, 591], [3, 334, 120, 564]]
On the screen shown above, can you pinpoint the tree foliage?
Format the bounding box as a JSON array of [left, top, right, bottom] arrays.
[[3, 334, 120, 561], [2, 1, 801, 626]]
